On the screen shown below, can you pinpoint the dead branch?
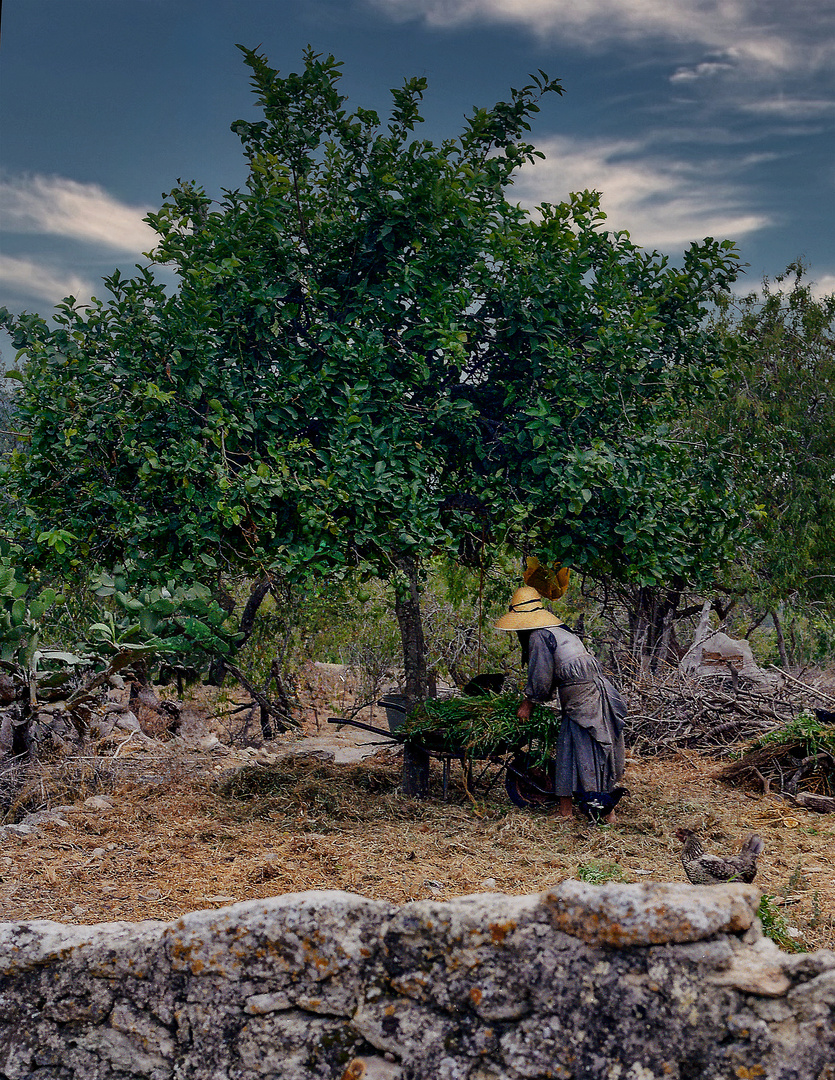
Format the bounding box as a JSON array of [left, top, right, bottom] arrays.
[[223, 662, 300, 733]]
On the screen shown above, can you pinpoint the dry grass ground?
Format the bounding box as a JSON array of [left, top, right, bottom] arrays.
[[1, 705, 834, 952]]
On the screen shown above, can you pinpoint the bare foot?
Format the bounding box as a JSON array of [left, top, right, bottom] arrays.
[[558, 796, 574, 819], [602, 811, 616, 825]]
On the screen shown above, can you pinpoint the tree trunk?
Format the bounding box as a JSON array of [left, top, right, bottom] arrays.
[[394, 553, 431, 797], [627, 583, 683, 673], [771, 608, 789, 668], [402, 742, 430, 799], [393, 554, 430, 708], [10, 705, 31, 761], [207, 576, 273, 685]]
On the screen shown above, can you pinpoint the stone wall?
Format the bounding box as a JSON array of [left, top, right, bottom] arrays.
[[1, 883, 834, 1079]]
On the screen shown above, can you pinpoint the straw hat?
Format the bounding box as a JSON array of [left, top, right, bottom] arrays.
[[494, 586, 562, 631]]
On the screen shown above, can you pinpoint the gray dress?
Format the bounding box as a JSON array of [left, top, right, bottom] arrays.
[[524, 625, 626, 798]]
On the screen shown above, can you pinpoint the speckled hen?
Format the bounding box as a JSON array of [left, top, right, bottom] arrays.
[[675, 828, 763, 885]]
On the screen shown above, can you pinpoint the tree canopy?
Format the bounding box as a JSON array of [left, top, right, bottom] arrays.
[[1, 47, 749, 695]]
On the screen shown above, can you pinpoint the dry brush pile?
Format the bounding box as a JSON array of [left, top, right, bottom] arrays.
[[621, 663, 835, 809], [622, 665, 830, 754]]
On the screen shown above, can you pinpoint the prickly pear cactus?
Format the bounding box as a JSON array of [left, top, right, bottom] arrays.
[[90, 570, 243, 662], [0, 555, 58, 678], [0, 552, 63, 762]]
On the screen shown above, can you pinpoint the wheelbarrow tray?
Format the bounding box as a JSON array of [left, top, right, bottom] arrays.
[[327, 716, 557, 805]]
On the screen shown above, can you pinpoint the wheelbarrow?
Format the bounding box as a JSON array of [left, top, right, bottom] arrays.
[[327, 696, 558, 807]]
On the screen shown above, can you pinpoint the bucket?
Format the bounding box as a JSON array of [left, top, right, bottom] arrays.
[[378, 693, 409, 733]]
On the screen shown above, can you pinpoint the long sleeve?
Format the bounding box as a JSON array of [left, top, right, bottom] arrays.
[[524, 629, 556, 703]]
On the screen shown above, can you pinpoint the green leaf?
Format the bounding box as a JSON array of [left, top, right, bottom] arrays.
[[28, 600, 48, 622], [114, 591, 145, 614], [10, 599, 26, 627]]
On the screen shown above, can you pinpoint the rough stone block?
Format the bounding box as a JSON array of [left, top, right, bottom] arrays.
[[0, 884, 833, 1079]]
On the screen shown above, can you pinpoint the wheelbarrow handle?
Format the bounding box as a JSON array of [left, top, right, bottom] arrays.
[[327, 717, 399, 740]]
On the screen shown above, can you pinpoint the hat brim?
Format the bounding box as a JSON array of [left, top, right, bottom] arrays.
[[494, 610, 563, 631]]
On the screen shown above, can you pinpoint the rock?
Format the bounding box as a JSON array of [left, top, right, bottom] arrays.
[[113, 709, 142, 733], [0, 711, 15, 755], [89, 712, 118, 739], [83, 795, 116, 812], [197, 733, 223, 751], [699, 937, 790, 993], [19, 810, 70, 829], [681, 606, 778, 687], [543, 879, 758, 946], [0, 886, 833, 1079], [28, 706, 81, 750], [255, 750, 279, 765], [0, 674, 17, 704], [0, 824, 38, 841]]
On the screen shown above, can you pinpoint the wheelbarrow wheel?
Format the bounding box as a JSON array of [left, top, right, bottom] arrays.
[[504, 753, 557, 809]]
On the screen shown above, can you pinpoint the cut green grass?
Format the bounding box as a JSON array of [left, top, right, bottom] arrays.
[[403, 692, 558, 765], [577, 860, 626, 885]]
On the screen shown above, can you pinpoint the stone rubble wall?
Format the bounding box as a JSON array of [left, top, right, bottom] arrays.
[[1, 883, 834, 1080]]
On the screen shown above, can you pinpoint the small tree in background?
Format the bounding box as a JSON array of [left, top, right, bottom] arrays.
[[441, 191, 746, 668], [702, 262, 835, 664]]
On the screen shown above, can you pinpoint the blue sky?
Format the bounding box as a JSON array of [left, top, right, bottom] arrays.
[[1, 0, 834, 364]]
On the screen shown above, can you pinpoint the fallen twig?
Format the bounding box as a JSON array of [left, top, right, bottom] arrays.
[[767, 666, 835, 706]]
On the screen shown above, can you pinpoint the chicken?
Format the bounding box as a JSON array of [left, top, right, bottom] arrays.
[[675, 828, 763, 885], [575, 787, 630, 824]]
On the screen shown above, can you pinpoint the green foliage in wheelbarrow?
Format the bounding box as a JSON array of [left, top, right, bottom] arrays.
[[403, 692, 559, 765]]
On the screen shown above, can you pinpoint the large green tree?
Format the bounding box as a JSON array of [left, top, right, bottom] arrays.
[[2, 47, 746, 699]]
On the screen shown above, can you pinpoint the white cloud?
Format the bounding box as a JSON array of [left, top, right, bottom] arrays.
[[811, 274, 835, 298], [0, 255, 95, 307], [740, 97, 835, 119], [369, 0, 835, 79], [371, 0, 732, 41], [0, 174, 156, 253], [512, 136, 770, 248], [670, 60, 736, 82]]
